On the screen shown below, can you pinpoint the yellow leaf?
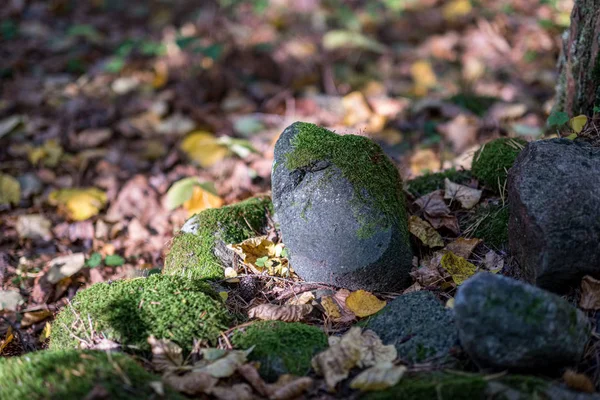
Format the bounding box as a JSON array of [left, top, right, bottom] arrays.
[[570, 115, 588, 133], [39, 322, 51, 341], [345, 290, 386, 318], [27, 139, 63, 167], [0, 174, 20, 206], [48, 188, 107, 221], [566, 133, 578, 140], [228, 237, 291, 277], [442, 0, 472, 20], [152, 61, 168, 89], [441, 251, 477, 285], [219, 291, 229, 301], [183, 185, 224, 215], [411, 60, 437, 96], [409, 215, 444, 248], [0, 327, 14, 354], [321, 296, 342, 320], [180, 131, 230, 168]]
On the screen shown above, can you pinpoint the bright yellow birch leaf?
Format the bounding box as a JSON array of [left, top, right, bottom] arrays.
[[570, 115, 588, 133], [40, 322, 51, 341], [183, 185, 224, 215], [0, 174, 20, 206], [180, 131, 230, 168], [345, 290, 386, 318], [443, 0, 472, 20], [321, 296, 342, 320], [441, 251, 477, 285], [48, 188, 107, 221], [411, 60, 437, 96]]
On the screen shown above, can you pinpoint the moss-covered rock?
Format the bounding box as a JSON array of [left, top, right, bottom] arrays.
[[463, 202, 509, 249], [406, 169, 472, 197], [361, 372, 550, 400], [471, 138, 527, 191], [231, 321, 328, 382], [51, 274, 230, 353], [164, 196, 272, 280], [0, 349, 184, 400]]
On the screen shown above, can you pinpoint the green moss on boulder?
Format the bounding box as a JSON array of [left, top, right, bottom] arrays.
[[0, 349, 184, 400], [231, 321, 328, 381], [406, 169, 472, 197], [164, 196, 272, 280], [51, 274, 230, 353], [471, 138, 527, 191]]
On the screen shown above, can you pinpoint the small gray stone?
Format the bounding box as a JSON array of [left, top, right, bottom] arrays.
[[365, 291, 458, 363], [272, 122, 412, 291], [455, 273, 590, 371], [508, 139, 600, 292]]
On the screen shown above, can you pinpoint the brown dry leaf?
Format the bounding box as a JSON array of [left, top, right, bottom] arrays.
[[444, 178, 482, 209], [287, 291, 315, 306], [415, 190, 450, 216], [269, 377, 314, 400], [580, 276, 600, 310], [349, 363, 407, 392], [148, 335, 183, 372], [21, 309, 53, 328], [237, 364, 270, 397], [437, 114, 478, 153], [402, 282, 423, 294], [333, 289, 357, 323], [358, 330, 397, 368], [75, 128, 112, 148], [409, 216, 444, 248], [183, 185, 224, 215], [163, 372, 217, 396], [248, 303, 313, 322], [210, 383, 254, 400], [444, 237, 481, 259], [321, 296, 342, 320], [563, 369, 595, 393], [345, 290, 386, 318], [194, 349, 250, 378]]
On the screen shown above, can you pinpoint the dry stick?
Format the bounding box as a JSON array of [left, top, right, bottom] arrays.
[[275, 282, 335, 301]]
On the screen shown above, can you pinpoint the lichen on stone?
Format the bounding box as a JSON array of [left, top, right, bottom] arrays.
[[283, 122, 408, 239], [0, 349, 184, 400], [471, 138, 526, 191], [231, 320, 328, 381], [50, 274, 230, 353], [406, 168, 472, 197], [163, 196, 272, 280]]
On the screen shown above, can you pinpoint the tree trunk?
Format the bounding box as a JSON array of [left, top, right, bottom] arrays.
[[555, 0, 600, 117]]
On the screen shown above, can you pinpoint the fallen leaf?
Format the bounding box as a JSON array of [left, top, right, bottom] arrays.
[[322, 30, 386, 53], [48, 188, 107, 221], [0, 327, 14, 354], [269, 377, 314, 400], [248, 303, 313, 322], [27, 139, 63, 167], [75, 128, 112, 148], [570, 115, 588, 134], [39, 322, 51, 341], [194, 349, 250, 378], [184, 185, 224, 215], [229, 237, 290, 277], [236, 364, 270, 397], [442, 0, 472, 20], [411, 61, 437, 96], [16, 214, 52, 240], [45, 253, 86, 284], [437, 114, 479, 153], [345, 290, 386, 318], [21, 309, 53, 328], [163, 372, 217, 396], [157, 113, 195, 136], [444, 178, 482, 209], [440, 252, 477, 285], [563, 369, 595, 393], [0, 290, 24, 312], [287, 291, 315, 306], [409, 216, 444, 248], [321, 296, 342, 320], [482, 250, 504, 274], [209, 383, 254, 400], [410, 148, 439, 175], [349, 363, 407, 391], [148, 335, 183, 372], [358, 330, 397, 368], [446, 298, 455, 309], [444, 237, 481, 259], [0, 174, 20, 206], [580, 275, 600, 310], [180, 131, 230, 168], [0, 115, 22, 139], [415, 190, 451, 217], [165, 177, 221, 211]]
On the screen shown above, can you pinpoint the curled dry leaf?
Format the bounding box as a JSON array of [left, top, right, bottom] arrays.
[[148, 335, 183, 372], [580, 275, 600, 310], [563, 369, 595, 393], [163, 371, 217, 396], [345, 290, 386, 318], [358, 330, 397, 368], [415, 190, 450, 217], [409, 216, 444, 248], [20, 309, 53, 328], [237, 363, 270, 397], [210, 383, 254, 400], [194, 349, 250, 378], [248, 303, 313, 322], [269, 377, 314, 400], [349, 363, 407, 392], [444, 178, 482, 209]]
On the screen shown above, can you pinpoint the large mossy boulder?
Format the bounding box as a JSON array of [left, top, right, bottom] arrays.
[[51, 274, 230, 353], [164, 196, 272, 280], [508, 139, 600, 292], [364, 291, 458, 364], [272, 122, 412, 291], [455, 273, 589, 371], [0, 349, 184, 400], [471, 137, 526, 191], [231, 321, 327, 382]]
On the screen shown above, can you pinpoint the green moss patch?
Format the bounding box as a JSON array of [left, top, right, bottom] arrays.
[[164, 196, 272, 280], [463, 202, 509, 249], [284, 122, 407, 239], [471, 138, 527, 191], [0, 350, 184, 400], [406, 168, 472, 197], [51, 274, 230, 353], [231, 321, 328, 381], [362, 372, 548, 400]]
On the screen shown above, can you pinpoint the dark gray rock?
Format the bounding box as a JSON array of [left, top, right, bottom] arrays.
[[455, 273, 590, 371], [271, 122, 412, 291], [365, 291, 458, 363], [508, 139, 600, 292]]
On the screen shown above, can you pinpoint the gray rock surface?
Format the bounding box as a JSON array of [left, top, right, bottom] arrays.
[[508, 139, 600, 292], [365, 291, 458, 363], [455, 273, 590, 371], [271, 122, 412, 291]]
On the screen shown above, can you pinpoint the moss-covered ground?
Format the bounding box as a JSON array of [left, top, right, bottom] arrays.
[[163, 196, 272, 280], [406, 168, 473, 197], [231, 320, 328, 381], [284, 122, 408, 239], [0, 349, 184, 400], [462, 202, 509, 249], [471, 138, 527, 192], [50, 274, 230, 353]]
